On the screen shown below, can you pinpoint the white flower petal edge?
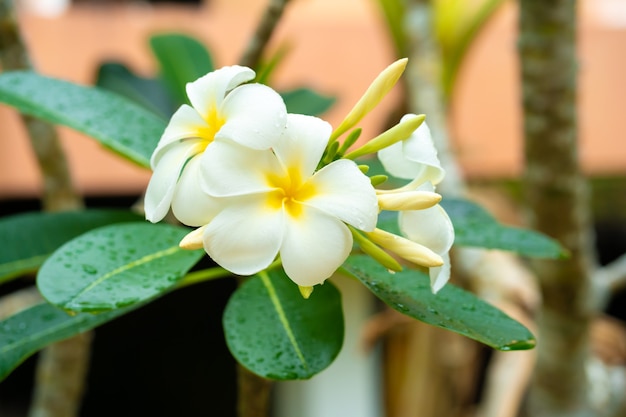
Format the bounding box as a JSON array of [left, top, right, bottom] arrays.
[[150, 105, 208, 168], [430, 253, 451, 293], [399, 205, 455, 293], [273, 114, 331, 178], [202, 195, 284, 276], [400, 205, 454, 258], [216, 84, 288, 150], [186, 65, 255, 119], [306, 160, 378, 232], [171, 156, 223, 227], [145, 142, 198, 223], [280, 206, 353, 287], [200, 140, 282, 197], [378, 116, 445, 185]]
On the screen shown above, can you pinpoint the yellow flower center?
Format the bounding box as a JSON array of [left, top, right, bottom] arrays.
[[196, 106, 226, 152], [266, 167, 316, 218]]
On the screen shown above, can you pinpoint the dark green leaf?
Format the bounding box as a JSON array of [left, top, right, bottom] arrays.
[[440, 198, 567, 258], [223, 269, 344, 380], [149, 33, 215, 105], [0, 209, 143, 284], [37, 222, 203, 312], [281, 88, 335, 116], [342, 255, 535, 351], [0, 71, 166, 167], [96, 62, 176, 118], [0, 300, 143, 382]]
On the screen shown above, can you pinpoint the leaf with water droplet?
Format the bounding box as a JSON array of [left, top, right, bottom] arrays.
[[223, 269, 344, 380], [342, 255, 535, 351], [0, 71, 166, 167], [0, 300, 146, 382], [37, 223, 204, 313], [0, 209, 144, 285]]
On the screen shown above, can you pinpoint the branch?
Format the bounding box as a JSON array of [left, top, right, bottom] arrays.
[[0, 0, 82, 211], [238, 0, 291, 70], [399, 3, 541, 417], [1, 3, 88, 417]]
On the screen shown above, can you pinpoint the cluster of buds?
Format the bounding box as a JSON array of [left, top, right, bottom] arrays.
[[144, 59, 454, 297]]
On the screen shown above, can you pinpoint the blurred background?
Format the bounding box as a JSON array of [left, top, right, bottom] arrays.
[[0, 0, 625, 416]]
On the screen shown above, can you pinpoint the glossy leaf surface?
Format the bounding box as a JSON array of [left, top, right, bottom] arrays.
[[223, 269, 344, 380], [149, 33, 215, 105], [96, 62, 175, 118], [342, 255, 535, 351], [281, 88, 335, 116], [440, 198, 567, 258], [37, 222, 203, 312], [377, 197, 566, 259], [0, 209, 143, 283], [0, 71, 166, 167], [0, 301, 141, 382]]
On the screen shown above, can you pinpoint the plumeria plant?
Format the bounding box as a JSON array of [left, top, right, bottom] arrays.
[[0, 56, 566, 381]]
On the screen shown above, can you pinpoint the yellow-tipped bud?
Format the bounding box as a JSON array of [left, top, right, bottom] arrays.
[[330, 58, 408, 142], [366, 228, 443, 268], [377, 191, 442, 211], [344, 114, 425, 160], [299, 285, 314, 299], [179, 226, 206, 250], [350, 226, 403, 272]]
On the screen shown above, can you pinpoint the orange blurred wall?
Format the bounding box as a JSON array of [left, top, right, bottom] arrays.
[[0, 0, 624, 199]]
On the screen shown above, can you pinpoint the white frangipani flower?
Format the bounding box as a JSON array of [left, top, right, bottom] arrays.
[[144, 65, 287, 226], [183, 114, 379, 287], [377, 114, 455, 293]]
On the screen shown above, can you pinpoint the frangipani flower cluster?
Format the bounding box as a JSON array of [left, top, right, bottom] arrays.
[[145, 59, 455, 295]]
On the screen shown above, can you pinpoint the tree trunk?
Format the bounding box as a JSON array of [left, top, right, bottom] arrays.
[[1, 3, 89, 417], [519, 1, 596, 416]]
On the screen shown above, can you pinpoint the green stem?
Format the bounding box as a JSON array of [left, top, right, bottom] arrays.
[[176, 266, 232, 288]]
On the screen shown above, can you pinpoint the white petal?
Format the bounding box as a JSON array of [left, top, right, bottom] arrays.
[[171, 155, 223, 226], [402, 120, 445, 184], [377, 140, 424, 181], [144, 142, 197, 223], [202, 195, 283, 276], [200, 140, 281, 197], [216, 83, 287, 150], [150, 105, 207, 168], [399, 204, 455, 255], [280, 206, 353, 286], [378, 117, 445, 184], [430, 252, 451, 294], [305, 159, 378, 232], [273, 114, 331, 178], [186, 66, 255, 120]]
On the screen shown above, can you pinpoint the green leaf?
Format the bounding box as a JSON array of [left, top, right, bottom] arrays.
[[0, 71, 166, 167], [95, 62, 176, 118], [0, 300, 143, 382], [280, 88, 335, 116], [0, 209, 144, 284], [223, 269, 344, 380], [342, 255, 535, 351], [149, 33, 215, 105], [440, 198, 567, 258], [37, 222, 203, 312]]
